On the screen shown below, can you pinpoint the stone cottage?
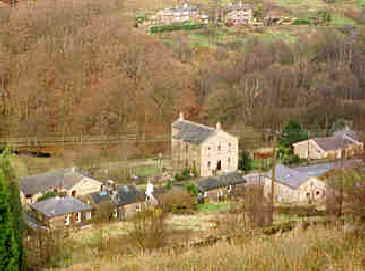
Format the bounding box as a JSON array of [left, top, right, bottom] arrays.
[[21, 168, 103, 205], [293, 130, 363, 160], [30, 196, 93, 228], [247, 160, 362, 203], [197, 172, 246, 202], [151, 4, 209, 25], [171, 112, 239, 176], [87, 183, 157, 221]]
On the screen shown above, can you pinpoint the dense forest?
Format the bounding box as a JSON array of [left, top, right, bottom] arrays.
[[0, 0, 365, 142]]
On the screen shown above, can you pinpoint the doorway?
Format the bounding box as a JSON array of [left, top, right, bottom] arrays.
[[216, 160, 222, 171]]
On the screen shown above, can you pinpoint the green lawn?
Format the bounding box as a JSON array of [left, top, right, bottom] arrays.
[[11, 155, 65, 179], [276, 0, 327, 11], [197, 202, 232, 212], [274, 214, 326, 224], [134, 166, 160, 176], [330, 15, 356, 25]]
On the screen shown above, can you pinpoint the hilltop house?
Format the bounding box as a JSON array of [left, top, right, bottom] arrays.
[[222, 3, 253, 25], [197, 172, 246, 202], [30, 196, 93, 228], [150, 4, 209, 25], [293, 130, 363, 160], [21, 168, 103, 204], [246, 160, 362, 203], [171, 112, 239, 177]]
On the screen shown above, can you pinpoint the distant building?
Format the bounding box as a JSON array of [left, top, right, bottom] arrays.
[[30, 196, 93, 228], [246, 160, 363, 203], [223, 3, 253, 25], [151, 4, 208, 25], [21, 168, 103, 204], [293, 130, 363, 160], [171, 112, 239, 176]]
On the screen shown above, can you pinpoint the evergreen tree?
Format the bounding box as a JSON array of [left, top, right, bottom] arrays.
[[239, 151, 251, 172], [0, 150, 23, 271], [279, 120, 308, 148]]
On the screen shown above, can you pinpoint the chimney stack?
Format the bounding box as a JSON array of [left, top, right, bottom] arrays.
[[216, 121, 222, 130], [179, 111, 185, 120]]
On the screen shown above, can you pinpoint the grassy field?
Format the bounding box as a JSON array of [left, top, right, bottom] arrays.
[[158, 24, 304, 51], [197, 202, 232, 212], [57, 224, 365, 271], [11, 155, 66, 179]]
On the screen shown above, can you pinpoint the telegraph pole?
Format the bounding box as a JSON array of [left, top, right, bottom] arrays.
[[307, 130, 310, 163], [271, 133, 277, 223]]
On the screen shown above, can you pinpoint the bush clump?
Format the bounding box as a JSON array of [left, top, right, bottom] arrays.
[[159, 190, 196, 214], [149, 23, 205, 33]]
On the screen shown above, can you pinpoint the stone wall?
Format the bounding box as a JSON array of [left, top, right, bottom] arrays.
[[293, 140, 324, 160]]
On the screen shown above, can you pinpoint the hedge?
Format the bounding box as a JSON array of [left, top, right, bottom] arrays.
[[149, 23, 204, 33]]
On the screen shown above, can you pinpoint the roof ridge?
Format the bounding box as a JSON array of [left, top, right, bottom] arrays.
[[175, 119, 215, 130]]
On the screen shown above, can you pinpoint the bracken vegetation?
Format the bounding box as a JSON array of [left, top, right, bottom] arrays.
[[60, 225, 365, 271]]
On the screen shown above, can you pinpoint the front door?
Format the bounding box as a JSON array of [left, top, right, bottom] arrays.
[[216, 160, 222, 171]]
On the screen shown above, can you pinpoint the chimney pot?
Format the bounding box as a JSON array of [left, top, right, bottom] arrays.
[[179, 112, 185, 120], [216, 121, 222, 130]]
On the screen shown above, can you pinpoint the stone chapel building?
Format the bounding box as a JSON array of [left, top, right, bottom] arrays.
[[171, 112, 239, 176]]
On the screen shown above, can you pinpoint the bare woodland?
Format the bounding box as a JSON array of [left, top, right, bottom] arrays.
[[1, 0, 365, 147]]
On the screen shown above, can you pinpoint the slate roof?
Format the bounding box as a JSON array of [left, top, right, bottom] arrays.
[[224, 4, 252, 10], [266, 164, 310, 189], [172, 119, 216, 144], [31, 196, 92, 217], [89, 191, 112, 205], [160, 5, 198, 14], [312, 136, 356, 152], [114, 185, 145, 206], [197, 172, 245, 192], [266, 160, 362, 189], [21, 168, 98, 195], [333, 129, 360, 141]]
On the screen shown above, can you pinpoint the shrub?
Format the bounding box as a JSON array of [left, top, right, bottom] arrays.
[[149, 23, 205, 33], [128, 209, 168, 251], [185, 183, 198, 195], [163, 179, 173, 190], [292, 18, 311, 25], [159, 190, 196, 214], [275, 205, 325, 217], [37, 191, 59, 202], [175, 168, 194, 181], [91, 201, 116, 224], [238, 151, 251, 171]]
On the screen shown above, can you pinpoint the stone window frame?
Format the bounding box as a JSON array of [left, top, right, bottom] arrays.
[[217, 143, 222, 151]]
